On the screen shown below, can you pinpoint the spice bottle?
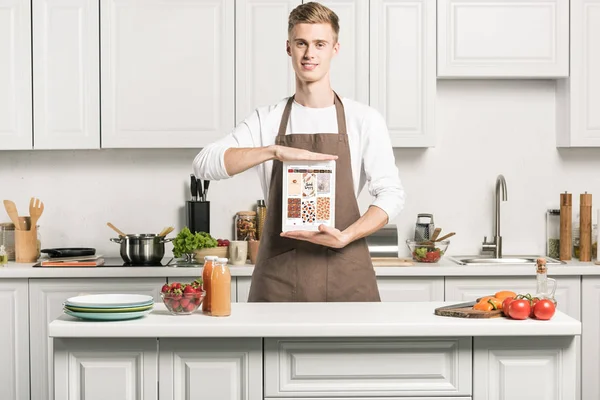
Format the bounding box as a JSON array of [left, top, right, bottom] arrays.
[[559, 192, 572, 260], [0, 245, 7, 266], [534, 258, 557, 303], [256, 200, 267, 240], [201, 256, 218, 314], [235, 211, 257, 241], [546, 209, 560, 259], [580, 193, 593, 261], [592, 223, 598, 261], [573, 213, 580, 259], [210, 257, 231, 317]]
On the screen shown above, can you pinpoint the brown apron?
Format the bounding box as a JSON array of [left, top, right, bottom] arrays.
[[247, 93, 381, 302]]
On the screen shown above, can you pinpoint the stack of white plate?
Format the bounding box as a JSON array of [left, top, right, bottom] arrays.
[[63, 294, 154, 321]]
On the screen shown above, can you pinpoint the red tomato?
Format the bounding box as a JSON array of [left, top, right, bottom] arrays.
[[533, 299, 556, 320], [502, 297, 514, 317], [508, 299, 531, 320]]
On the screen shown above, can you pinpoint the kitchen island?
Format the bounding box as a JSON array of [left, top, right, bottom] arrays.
[[50, 302, 580, 400]]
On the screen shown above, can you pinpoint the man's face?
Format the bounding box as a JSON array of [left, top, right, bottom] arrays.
[[287, 23, 339, 84]]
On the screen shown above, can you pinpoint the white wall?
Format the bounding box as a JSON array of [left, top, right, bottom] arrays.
[[1, 80, 599, 259]]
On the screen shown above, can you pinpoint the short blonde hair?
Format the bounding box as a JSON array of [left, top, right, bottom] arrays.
[[288, 2, 340, 42]]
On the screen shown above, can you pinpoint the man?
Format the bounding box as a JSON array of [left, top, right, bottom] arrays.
[[194, 1, 405, 302]]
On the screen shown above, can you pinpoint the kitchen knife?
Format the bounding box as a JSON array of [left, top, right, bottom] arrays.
[[203, 180, 210, 202], [197, 177, 203, 202], [190, 174, 197, 201]]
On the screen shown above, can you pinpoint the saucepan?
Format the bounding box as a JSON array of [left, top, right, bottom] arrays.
[[110, 234, 173, 265]]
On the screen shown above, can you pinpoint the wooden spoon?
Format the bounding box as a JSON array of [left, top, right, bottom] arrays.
[[429, 228, 441, 242], [3, 200, 21, 230], [158, 226, 174, 237], [435, 232, 456, 242], [29, 197, 44, 229], [107, 222, 127, 237]]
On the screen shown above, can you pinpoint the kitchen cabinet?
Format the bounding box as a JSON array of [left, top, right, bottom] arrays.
[[32, 0, 100, 149], [318, 0, 369, 105], [437, 0, 569, 78], [235, 0, 299, 123], [0, 280, 29, 400], [582, 277, 600, 400], [377, 277, 444, 302], [474, 336, 577, 399], [54, 338, 158, 400], [557, 0, 600, 147], [100, 0, 234, 148], [370, 0, 436, 147], [159, 338, 262, 400], [168, 276, 237, 302], [0, 0, 32, 150], [237, 276, 252, 303], [29, 278, 164, 400]]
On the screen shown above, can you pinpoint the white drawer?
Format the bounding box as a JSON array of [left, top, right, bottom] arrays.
[[264, 337, 472, 397], [266, 398, 471, 400]]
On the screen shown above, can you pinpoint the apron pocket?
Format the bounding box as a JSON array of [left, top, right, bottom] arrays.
[[326, 248, 380, 302], [248, 249, 297, 302]]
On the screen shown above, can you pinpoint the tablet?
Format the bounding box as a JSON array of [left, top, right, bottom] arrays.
[[282, 160, 336, 232]]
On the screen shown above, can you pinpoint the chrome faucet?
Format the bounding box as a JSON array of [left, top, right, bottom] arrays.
[[482, 174, 508, 258]]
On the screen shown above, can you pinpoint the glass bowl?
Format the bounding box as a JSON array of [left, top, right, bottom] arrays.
[[406, 240, 450, 263], [161, 290, 205, 315]]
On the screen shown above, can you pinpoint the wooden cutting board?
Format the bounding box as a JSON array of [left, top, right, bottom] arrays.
[[434, 300, 504, 318], [371, 257, 414, 266]]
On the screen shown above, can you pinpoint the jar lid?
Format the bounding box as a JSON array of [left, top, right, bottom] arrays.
[[257, 200, 265, 207], [237, 211, 256, 216], [217, 257, 229, 263], [204, 256, 218, 261], [0, 223, 15, 230]]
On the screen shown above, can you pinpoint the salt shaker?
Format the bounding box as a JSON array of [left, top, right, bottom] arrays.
[[546, 209, 560, 259]]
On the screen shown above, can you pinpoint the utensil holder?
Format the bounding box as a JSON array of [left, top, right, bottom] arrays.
[[15, 228, 38, 263], [186, 201, 210, 234]]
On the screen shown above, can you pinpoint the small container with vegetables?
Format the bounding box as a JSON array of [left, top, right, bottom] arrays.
[[172, 228, 222, 263], [406, 239, 450, 263]]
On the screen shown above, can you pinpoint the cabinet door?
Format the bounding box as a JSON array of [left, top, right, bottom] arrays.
[[557, 0, 600, 147], [318, 0, 369, 104], [474, 336, 577, 400], [370, 0, 436, 147], [0, 0, 32, 150], [236, 0, 299, 123], [101, 0, 234, 148], [582, 277, 600, 400], [437, 0, 569, 78], [377, 277, 444, 302], [0, 280, 29, 400], [29, 278, 164, 400], [159, 338, 262, 400], [237, 276, 252, 303], [54, 338, 158, 400], [168, 275, 237, 302], [444, 276, 581, 319], [32, 0, 100, 149]]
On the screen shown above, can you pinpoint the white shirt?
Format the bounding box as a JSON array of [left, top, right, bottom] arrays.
[[193, 97, 405, 221]]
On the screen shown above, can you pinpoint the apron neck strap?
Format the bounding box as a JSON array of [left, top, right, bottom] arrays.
[[277, 91, 347, 137]]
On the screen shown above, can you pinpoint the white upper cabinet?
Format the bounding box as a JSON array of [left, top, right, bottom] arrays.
[[33, 0, 100, 149], [370, 0, 436, 147], [235, 0, 299, 124], [0, 0, 32, 150], [557, 0, 600, 147], [101, 0, 234, 148], [319, 0, 369, 104], [437, 0, 569, 78]]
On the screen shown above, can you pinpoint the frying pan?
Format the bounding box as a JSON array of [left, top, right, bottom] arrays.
[[40, 248, 96, 258]]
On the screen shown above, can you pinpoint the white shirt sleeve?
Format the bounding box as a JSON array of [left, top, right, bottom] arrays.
[[362, 108, 406, 222], [192, 111, 261, 181]]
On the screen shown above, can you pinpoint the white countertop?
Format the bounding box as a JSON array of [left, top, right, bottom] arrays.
[[48, 302, 581, 338], [2, 258, 600, 278]]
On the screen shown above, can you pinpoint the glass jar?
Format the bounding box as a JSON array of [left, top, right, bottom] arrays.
[[210, 257, 231, 317], [593, 223, 598, 261], [235, 211, 257, 241], [546, 209, 560, 259], [0, 223, 16, 261]]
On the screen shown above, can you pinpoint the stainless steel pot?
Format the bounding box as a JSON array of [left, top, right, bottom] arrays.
[[110, 234, 173, 265]]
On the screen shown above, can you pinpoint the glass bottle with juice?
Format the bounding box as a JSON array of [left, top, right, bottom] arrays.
[[211, 257, 231, 317], [201, 256, 218, 314]]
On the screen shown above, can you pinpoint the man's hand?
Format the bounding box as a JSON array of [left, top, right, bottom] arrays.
[[280, 225, 351, 248], [272, 145, 338, 162]]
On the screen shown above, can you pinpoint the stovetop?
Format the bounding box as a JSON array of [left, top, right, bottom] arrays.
[[100, 257, 175, 267]]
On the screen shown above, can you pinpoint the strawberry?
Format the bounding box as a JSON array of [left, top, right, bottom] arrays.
[[184, 285, 196, 295], [170, 300, 180, 310], [161, 284, 170, 293], [171, 282, 181, 290], [171, 288, 183, 301], [180, 298, 191, 308], [185, 302, 197, 312]]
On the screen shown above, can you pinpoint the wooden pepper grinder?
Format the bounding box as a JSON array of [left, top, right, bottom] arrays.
[[560, 192, 572, 260], [580, 192, 593, 262]]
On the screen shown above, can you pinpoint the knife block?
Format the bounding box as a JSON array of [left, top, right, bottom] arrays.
[[186, 201, 210, 234], [15, 228, 38, 263]]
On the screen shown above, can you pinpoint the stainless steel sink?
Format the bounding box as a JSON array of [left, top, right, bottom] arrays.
[[449, 255, 564, 266]]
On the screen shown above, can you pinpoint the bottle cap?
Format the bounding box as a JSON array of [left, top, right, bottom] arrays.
[[217, 257, 229, 264], [257, 200, 265, 207], [204, 256, 218, 261]]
